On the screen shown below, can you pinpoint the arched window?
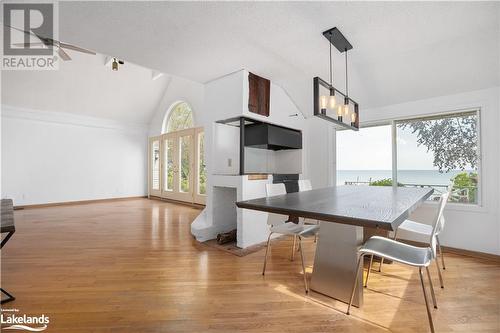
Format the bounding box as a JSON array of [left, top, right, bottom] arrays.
[[162, 102, 194, 134]]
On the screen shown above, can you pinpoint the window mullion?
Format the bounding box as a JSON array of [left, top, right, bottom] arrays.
[[391, 120, 397, 188]]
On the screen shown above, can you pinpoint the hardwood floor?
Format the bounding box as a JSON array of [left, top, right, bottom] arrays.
[[2, 199, 499, 332]]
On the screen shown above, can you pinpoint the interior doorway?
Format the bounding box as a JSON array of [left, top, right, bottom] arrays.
[[148, 102, 206, 205]]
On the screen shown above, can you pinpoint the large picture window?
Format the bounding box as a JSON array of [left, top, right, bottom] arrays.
[[337, 110, 480, 205], [336, 124, 392, 185]]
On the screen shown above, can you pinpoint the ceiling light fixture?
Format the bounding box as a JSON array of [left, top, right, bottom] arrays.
[[314, 27, 359, 130], [112, 58, 118, 71], [111, 57, 124, 71]]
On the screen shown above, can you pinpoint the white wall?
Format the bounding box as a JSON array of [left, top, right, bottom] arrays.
[[204, 70, 307, 213], [1, 106, 148, 206], [213, 123, 240, 175], [1, 51, 169, 206], [354, 87, 500, 255], [304, 117, 336, 189], [191, 70, 309, 246]]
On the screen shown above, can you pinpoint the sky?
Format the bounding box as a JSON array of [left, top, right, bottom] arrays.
[[336, 124, 437, 170]]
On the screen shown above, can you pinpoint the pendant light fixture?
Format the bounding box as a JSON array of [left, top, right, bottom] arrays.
[[314, 27, 359, 130]]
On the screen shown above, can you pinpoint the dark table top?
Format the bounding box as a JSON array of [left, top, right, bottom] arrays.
[[1, 199, 15, 233], [236, 186, 433, 231]]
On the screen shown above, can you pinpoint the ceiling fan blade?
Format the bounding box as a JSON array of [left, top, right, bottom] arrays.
[[59, 42, 96, 55], [6, 24, 94, 58], [57, 47, 71, 61], [4, 24, 33, 36], [4, 24, 55, 47]]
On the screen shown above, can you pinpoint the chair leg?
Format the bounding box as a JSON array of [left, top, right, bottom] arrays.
[[298, 236, 308, 293], [262, 233, 273, 276], [436, 236, 446, 270], [419, 267, 435, 333], [314, 221, 319, 243], [347, 254, 364, 315], [379, 229, 398, 272], [426, 266, 438, 309], [365, 254, 374, 288], [291, 235, 296, 261], [435, 258, 444, 288]]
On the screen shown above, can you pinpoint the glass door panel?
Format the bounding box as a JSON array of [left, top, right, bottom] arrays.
[[163, 136, 175, 192], [149, 137, 162, 196], [179, 135, 191, 193], [193, 128, 206, 205]]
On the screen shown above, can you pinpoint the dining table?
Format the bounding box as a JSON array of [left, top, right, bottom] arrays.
[[236, 185, 433, 306]]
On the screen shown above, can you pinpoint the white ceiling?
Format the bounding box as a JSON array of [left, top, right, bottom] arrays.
[[57, 1, 500, 116], [2, 50, 168, 124]]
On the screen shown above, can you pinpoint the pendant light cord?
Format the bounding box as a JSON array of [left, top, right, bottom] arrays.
[[329, 34, 333, 86], [345, 49, 348, 98]]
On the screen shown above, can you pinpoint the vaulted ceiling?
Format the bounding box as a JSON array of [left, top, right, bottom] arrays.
[[57, 1, 499, 116], [3, 2, 499, 124]]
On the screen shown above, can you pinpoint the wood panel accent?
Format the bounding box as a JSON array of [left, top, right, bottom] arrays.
[[248, 72, 270, 117], [2, 198, 499, 332], [247, 174, 269, 180]]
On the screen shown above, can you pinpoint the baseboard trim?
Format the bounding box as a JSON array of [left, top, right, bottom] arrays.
[[15, 196, 148, 210], [149, 196, 205, 209], [401, 239, 500, 263]]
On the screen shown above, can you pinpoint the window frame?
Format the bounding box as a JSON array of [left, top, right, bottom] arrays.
[[162, 101, 194, 134], [336, 108, 482, 207]]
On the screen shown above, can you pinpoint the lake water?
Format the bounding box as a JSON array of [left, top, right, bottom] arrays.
[[337, 170, 470, 186]]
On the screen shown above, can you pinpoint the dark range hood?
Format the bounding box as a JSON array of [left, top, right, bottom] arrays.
[[244, 123, 302, 150], [216, 116, 303, 174]]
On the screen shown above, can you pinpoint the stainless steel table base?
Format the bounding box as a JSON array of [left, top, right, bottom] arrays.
[[310, 222, 364, 307]]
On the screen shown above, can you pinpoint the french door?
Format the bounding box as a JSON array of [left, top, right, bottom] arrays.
[[149, 128, 205, 205]]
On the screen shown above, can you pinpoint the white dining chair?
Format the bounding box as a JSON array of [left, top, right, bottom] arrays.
[[298, 179, 313, 192], [262, 183, 319, 293], [298, 179, 320, 242], [346, 192, 449, 333], [379, 193, 449, 288]]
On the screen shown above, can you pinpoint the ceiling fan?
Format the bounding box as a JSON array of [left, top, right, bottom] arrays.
[[7, 25, 96, 61]]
